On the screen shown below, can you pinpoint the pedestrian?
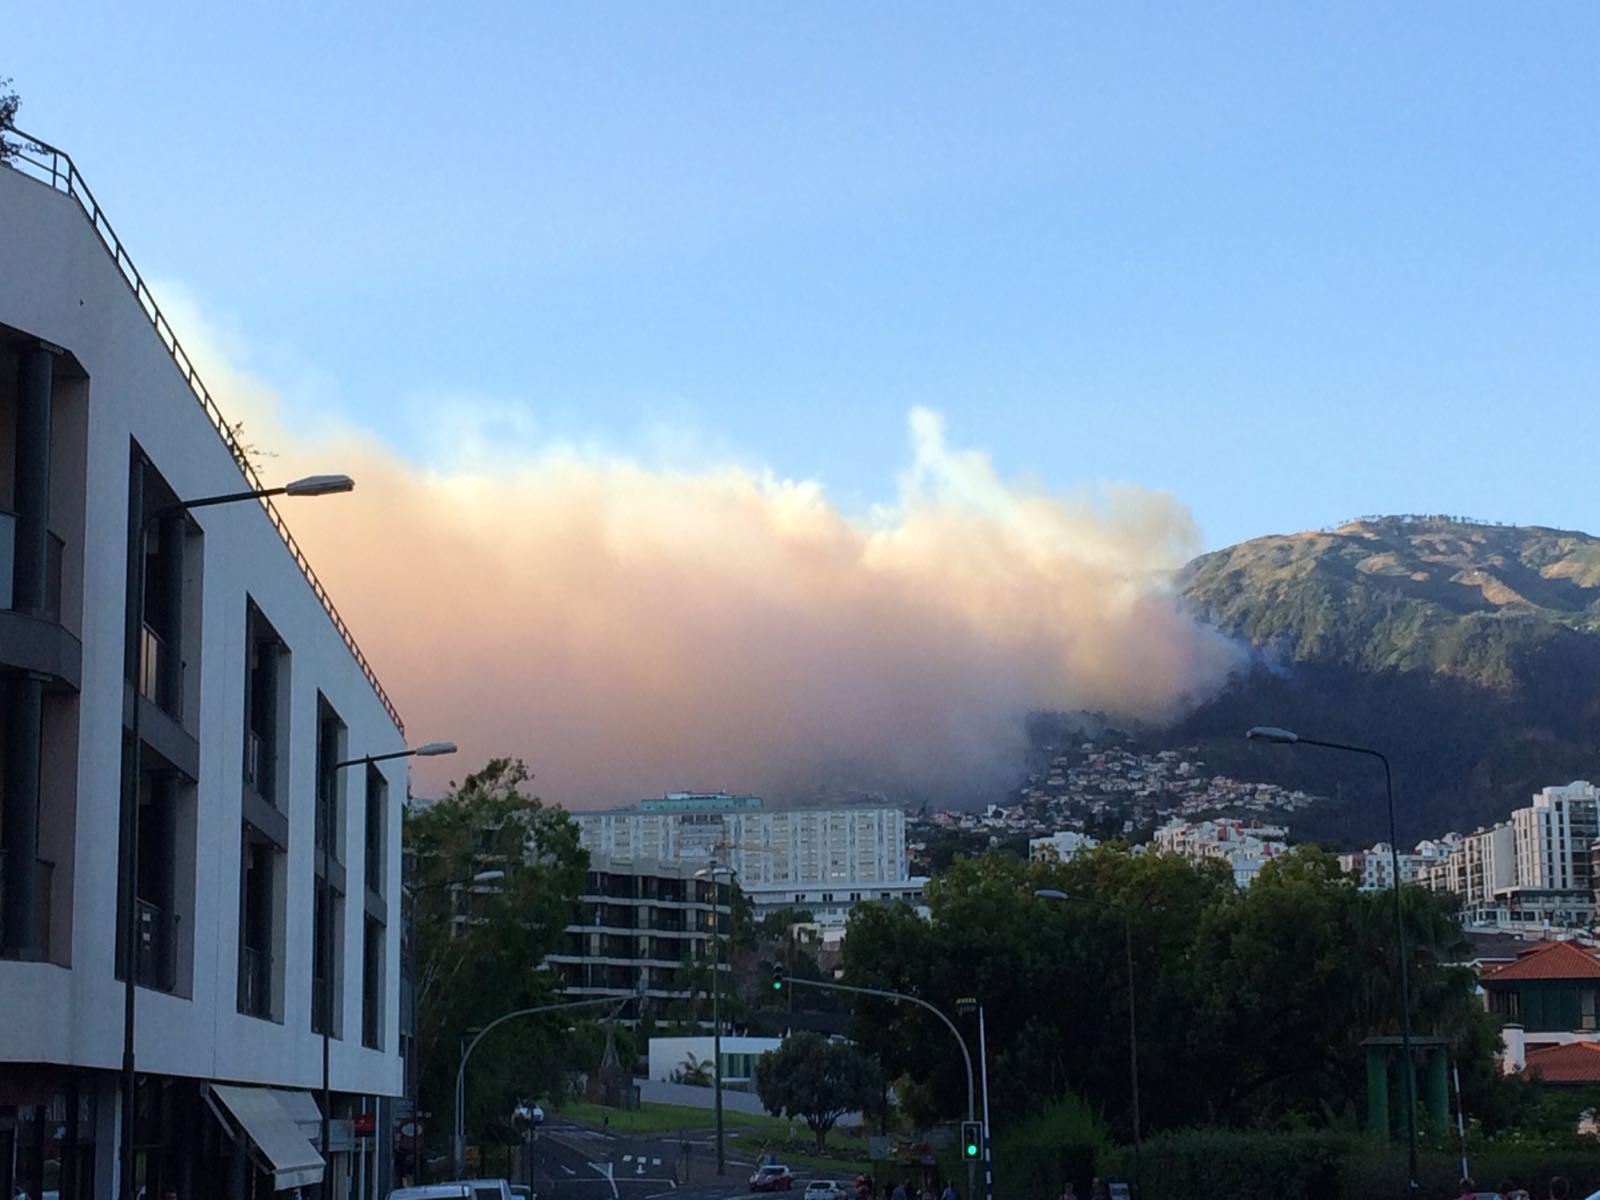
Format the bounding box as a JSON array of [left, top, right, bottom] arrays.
[[1059, 1184, 1078, 1200], [1457, 1180, 1475, 1200], [892, 1181, 907, 1200], [1089, 1180, 1109, 1200], [1549, 1179, 1569, 1200], [941, 1180, 958, 1200]]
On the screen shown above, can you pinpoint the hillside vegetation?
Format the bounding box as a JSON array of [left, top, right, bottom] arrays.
[[1170, 517, 1600, 844]]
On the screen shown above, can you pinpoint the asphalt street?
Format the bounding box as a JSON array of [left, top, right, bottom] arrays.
[[528, 1120, 856, 1200]]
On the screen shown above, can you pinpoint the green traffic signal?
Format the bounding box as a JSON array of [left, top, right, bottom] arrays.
[[772, 964, 785, 991], [961, 1121, 982, 1159]]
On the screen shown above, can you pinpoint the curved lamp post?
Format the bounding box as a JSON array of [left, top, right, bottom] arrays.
[[1246, 725, 1418, 1196], [695, 863, 734, 1176], [119, 474, 353, 1200], [320, 741, 456, 1186], [1035, 888, 1141, 1190]]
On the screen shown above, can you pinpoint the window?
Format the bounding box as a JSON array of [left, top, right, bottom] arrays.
[[243, 602, 287, 806], [362, 916, 384, 1049], [238, 832, 275, 1019], [315, 697, 346, 861], [364, 764, 387, 899], [312, 887, 342, 1036]]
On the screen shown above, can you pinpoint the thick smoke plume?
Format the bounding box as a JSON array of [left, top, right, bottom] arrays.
[[178, 304, 1240, 807]]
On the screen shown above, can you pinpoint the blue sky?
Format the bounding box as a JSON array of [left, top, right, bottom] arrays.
[[11, 3, 1600, 551]]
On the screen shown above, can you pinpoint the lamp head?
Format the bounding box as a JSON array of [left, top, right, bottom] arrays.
[[412, 741, 458, 757], [1034, 889, 1069, 901], [1246, 726, 1300, 744], [471, 869, 506, 884], [283, 474, 355, 497]]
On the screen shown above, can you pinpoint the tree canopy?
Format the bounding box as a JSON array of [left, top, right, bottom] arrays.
[[838, 846, 1512, 1140], [406, 758, 588, 1155], [755, 1032, 883, 1149]]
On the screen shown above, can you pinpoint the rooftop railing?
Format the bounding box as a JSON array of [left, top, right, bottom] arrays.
[[3, 130, 404, 735]]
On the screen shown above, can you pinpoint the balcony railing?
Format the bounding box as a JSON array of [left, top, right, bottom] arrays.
[[238, 944, 272, 1018], [0, 514, 65, 620], [0, 851, 53, 960], [135, 898, 176, 991], [244, 729, 274, 801], [44, 531, 62, 621], [5, 131, 405, 737], [137, 623, 163, 703]]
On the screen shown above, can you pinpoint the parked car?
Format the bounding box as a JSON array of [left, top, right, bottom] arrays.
[[391, 1180, 515, 1200], [750, 1165, 795, 1192], [804, 1182, 848, 1200]]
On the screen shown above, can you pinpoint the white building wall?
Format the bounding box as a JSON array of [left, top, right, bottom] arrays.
[[0, 165, 406, 1096]]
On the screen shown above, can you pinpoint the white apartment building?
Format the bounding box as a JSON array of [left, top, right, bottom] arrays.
[[1423, 786, 1599, 932], [2, 139, 409, 1200], [1513, 782, 1598, 893], [1340, 838, 1457, 891], [1150, 817, 1288, 887], [1029, 831, 1100, 862], [574, 792, 926, 924]]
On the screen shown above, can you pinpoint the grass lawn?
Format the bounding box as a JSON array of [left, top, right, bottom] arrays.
[[554, 1100, 872, 1172]]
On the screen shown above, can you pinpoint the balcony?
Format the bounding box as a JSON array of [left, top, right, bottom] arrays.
[[0, 850, 53, 961], [238, 944, 272, 1018], [0, 512, 65, 621], [243, 729, 273, 801], [135, 898, 176, 991]]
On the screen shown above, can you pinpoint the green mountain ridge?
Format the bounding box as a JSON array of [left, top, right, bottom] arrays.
[[1169, 516, 1600, 846]]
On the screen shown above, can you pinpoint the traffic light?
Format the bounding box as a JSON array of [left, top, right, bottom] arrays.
[[960, 1121, 982, 1160], [772, 964, 785, 992]]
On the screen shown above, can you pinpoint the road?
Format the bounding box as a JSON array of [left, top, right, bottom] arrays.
[[527, 1120, 856, 1200]]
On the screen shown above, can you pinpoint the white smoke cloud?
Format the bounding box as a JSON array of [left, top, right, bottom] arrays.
[[168, 292, 1241, 807]]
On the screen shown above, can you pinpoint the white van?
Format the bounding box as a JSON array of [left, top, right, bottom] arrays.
[[390, 1181, 518, 1200]]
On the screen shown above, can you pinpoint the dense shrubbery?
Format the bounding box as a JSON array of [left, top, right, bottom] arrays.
[[1102, 1129, 1600, 1200]]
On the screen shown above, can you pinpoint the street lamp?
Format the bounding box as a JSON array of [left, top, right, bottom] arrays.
[[119, 474, 353, 1200], [695, 862, 734, 1177], [1035, 889, 1141, 1191], [403, 868, 502, 1184], [1246, 725, 1419, 1196], [322, 742, 457, 1187]]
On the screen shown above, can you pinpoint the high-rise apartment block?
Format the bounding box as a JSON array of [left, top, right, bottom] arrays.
[[573, 792, 925, 925]]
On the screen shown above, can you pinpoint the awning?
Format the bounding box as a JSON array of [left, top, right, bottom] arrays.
[[205, 1084, 325, 1191]]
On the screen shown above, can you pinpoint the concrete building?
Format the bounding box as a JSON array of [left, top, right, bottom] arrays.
[[545, 854, 732, 1015], [1150, 817, 1288, 887], [1, 139, 408, 1200], [1028, 831, 1099, 862], [645, 1035, 780, 1089], [573, 793, 927, 925], [1513, 782, 1598, 894], [1424, 787, 1599, 932]]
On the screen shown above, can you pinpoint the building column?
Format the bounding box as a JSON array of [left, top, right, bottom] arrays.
[[1426, 1047, 1450, 1132], [1, 674, 45, 958], [1365, 1045, 1390, 1137], [13, 344, 55, 615]]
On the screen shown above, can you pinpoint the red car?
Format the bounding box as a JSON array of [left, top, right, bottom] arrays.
[[750, 1165, 795, 1192]]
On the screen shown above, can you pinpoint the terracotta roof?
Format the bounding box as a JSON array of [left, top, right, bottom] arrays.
[[1481, 940, 1600, 983], [1524, 1042, 1600, 1084]]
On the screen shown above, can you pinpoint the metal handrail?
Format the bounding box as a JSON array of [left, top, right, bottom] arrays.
[[2, 130, 404, 735]]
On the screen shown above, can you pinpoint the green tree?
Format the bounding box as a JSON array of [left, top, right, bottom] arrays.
[[406, 758, 588, 1163], [0, 78, 18, 162], [755, 1033, 883, 1149]]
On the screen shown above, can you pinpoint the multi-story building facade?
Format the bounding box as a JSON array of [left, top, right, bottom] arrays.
[[574, 793, 925, 924], [1029, 831, 1099, 863], [1513, 782, 1598, 893], [1, 139, 409, 1200], [1340, 837, 1457, 892], [546, 854, 731, 1015], [1150, 817, 1288, 887], [1423, 785, 1599, 932]]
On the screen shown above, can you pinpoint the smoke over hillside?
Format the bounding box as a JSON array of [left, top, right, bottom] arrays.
[[179, 303, 1241, 807]]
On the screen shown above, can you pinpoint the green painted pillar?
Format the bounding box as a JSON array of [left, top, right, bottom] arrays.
[[1426, 1048, 1450, 1132], [1366, 1045, 1391, 1137]]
